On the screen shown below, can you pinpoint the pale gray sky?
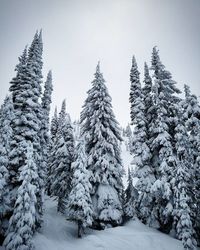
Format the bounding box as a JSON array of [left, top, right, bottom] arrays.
[[0, 0, 200, 126]]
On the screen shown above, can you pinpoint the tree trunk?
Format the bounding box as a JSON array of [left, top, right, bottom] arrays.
[[78, 221, 83, 238]]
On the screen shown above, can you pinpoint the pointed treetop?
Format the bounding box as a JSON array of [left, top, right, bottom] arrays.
[[130, 55, 140, 83], [60, 99, 66, 114], [96, 61, 100, 73], [184, 84, 191, 99]]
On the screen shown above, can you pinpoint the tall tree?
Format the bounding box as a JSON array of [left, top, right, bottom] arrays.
[[149, 47, 180, 231], [46, 107, 58, 195], [0, 96, 14, 242], [8, 31, 44, 231], [182, 85, 200, 242], [129, 56, 155, 225], [80, 62, 124, 228], [41, 71, 53, 189], [172, 104, 197, 250], [50, 100, 74, 213], [3, 142, 38, 250], [67, 139, 93, 238]]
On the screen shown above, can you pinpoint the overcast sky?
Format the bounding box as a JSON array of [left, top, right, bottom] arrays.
[[0, 0, 200, 126]]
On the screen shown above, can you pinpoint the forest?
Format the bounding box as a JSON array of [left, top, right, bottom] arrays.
[[0, 31, 200, 250]]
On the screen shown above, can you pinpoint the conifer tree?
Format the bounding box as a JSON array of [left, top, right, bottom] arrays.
[[41, 71, 53, 188], [8, 31, 44, 230], [3, 142, 38, 250], [173, 104, 197, 250], [0, 96, 14, 241], [67, 139, 93, 238], [182, 85, 200, 241], [80, 62, 124, 228], [124, 168, 138, 219], [149, 47, 180, 230], [50, 100, 74, 213], [46, 107, 58, 195], [129, 56, 155, 225]]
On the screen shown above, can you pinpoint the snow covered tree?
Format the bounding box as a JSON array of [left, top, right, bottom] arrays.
[[3, 141, 38, 250], [0, 96, 14, 242], [67, 139, 93, 238], [124, 168, 138, 219], [80, 62, 124, 228], [41, 71, 53, 189], [182, 85, 200, 242], [50, 100, 74, 213], [50, 107, 59, 141], [8, 31, 44, 230], [172, 104, 197, 250], [129, 56, 155, 225], [149, 47, 180, 231], [46, 107, 58, 195], [143, 62, 153, 124]]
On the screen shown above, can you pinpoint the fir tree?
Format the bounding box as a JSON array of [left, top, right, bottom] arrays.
[[80, 62, 124, 228], [149, 47, 180, 231], [172, 104, 197, 250], [46, 107, 58, 195], [41, 71, 53, 191], [8, 31, 44, 230], [3, 142, 38, 250], [0, 96, 14, 241], [124, 168, 138, 219], [182, 85, 200, 241], [67, 139, 93, 238], [50, 100, 74, 213], [129, 56, 155, 225]]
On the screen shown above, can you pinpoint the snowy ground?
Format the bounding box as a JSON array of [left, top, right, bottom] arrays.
[[33, 196, 184, 250]]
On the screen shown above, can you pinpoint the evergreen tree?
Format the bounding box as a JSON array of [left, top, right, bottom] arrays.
[[50, 100, 74, 213], [182, 85, 200, 241], [172, 104, 197, 250], [8, 31, 44, 230], [124, 168, 138, 219], [3, 142, 38, 250], [67, 139, 93, 238], [41, 71, 53, 189], [46, 107, 58, 195], [0, 96, 14, 241], [129, 56, 155, 225], [80, 62, 124, 228], [149, 47, 180, 231]]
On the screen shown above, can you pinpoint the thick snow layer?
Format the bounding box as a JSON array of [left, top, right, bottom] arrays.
[[33, 196, 184, 250]]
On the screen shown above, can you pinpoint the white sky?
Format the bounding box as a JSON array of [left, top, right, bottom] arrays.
[[0, 0, 200, 126]]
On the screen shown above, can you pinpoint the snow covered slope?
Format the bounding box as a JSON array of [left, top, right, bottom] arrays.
[[33, 196, 184, 250]]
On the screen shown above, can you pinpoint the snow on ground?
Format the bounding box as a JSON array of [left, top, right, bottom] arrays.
[[33, 196, 184, 250]]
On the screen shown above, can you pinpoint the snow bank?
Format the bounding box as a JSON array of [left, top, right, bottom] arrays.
[[34, 196, 184, 250]]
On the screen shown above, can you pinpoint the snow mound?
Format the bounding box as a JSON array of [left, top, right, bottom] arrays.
[[33, 196, 184, 250]]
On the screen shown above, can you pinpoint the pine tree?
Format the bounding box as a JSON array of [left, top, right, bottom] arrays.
[[3, 142, 38, 250], [8, 31, 44, 231], [182, 85, 200, 242], [41, 71, 53, 190], [80, 62, 124, 228], [46, 107, 58, 195], [67, 139, 93, 238], [0, 96, 14, 241], [149, 47, 180, 231], [124, 168, 138, 219], [50, 100, 74, 213], [172, 104, 197, 250], [129, 56, 155, 225]]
